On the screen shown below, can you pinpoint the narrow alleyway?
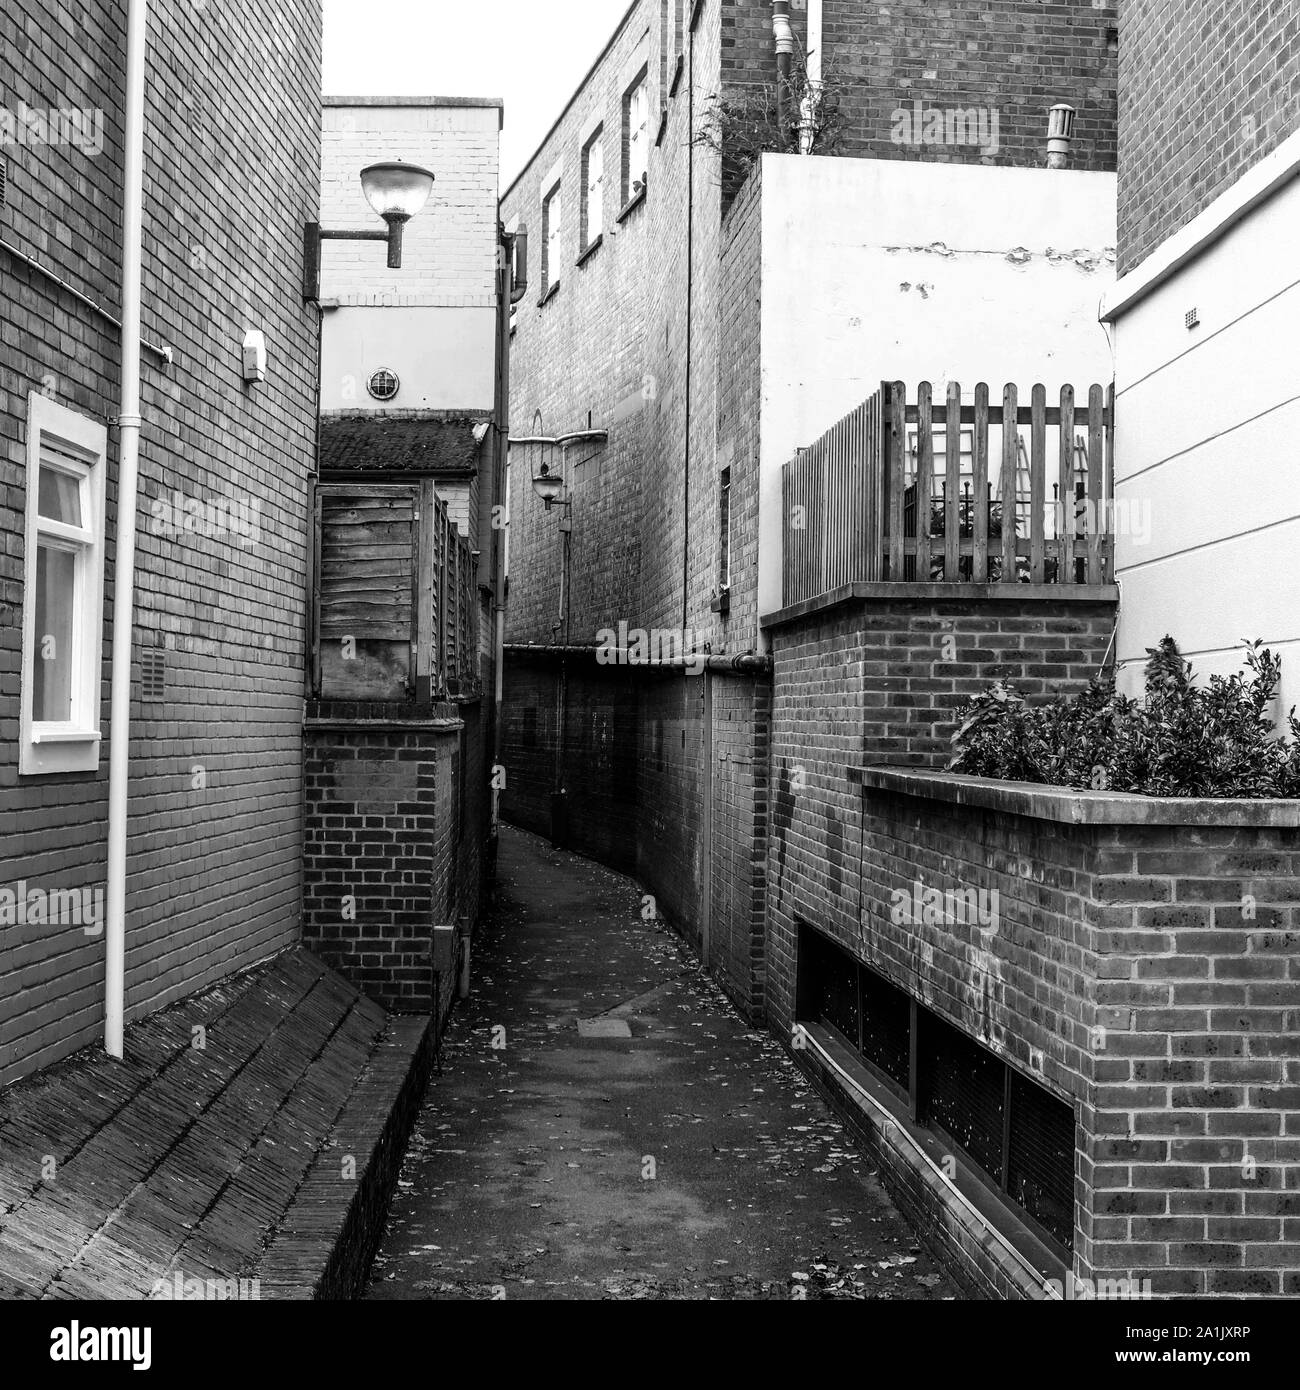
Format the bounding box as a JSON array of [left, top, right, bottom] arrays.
[[366, 826, 957, 1301]]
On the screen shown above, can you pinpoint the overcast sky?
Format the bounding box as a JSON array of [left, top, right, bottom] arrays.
[[322, 0, 634, 189]]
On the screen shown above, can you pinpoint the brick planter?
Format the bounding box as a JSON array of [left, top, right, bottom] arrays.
[[850, 767, 1300, 1298]]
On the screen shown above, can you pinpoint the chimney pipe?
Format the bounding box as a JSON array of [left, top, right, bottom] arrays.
[[1046, 103, 1076, 169], [773, 1, 794, 147]]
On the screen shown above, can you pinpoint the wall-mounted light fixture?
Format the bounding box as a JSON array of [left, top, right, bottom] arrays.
[[302, 160, 435, 301], [513, 410, 610, 514]]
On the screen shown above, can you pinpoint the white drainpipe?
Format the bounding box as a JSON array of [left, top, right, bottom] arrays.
[[799, 0, 824, 154], [106, 0, 149, 1058]]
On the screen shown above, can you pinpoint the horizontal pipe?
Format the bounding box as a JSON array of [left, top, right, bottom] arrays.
[[508, 430, 609, 448], [0, 238, 173, 363]]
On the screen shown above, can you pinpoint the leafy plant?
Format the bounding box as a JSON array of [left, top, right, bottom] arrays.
[[948, 636, 1300, 799], [693, 44, 848, 178]]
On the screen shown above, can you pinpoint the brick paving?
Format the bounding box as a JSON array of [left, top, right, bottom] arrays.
[[0, 950, 430, 1300], [367, 825, 958, 1301]]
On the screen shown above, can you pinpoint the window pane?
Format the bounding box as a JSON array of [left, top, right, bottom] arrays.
[[38, 465, 82, 526], [34, 541, 77, 722]]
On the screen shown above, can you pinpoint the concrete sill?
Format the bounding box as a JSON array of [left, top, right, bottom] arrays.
[[761, 580, 1119, 629], [616, 186, 647, 223], [799, 1022, 1066, 1297], [576, 235, 603, 267], [853, 766, 1300, 827], [669, 53, 685, 98], [538, 280, 560, 307]]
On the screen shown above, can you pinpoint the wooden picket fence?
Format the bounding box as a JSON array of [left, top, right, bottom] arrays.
[[782, 380, 1114, 606]]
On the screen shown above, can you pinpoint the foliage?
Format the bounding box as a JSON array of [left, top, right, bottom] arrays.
[[692, 44, 847, 176], [948, 637, 1300, 799]]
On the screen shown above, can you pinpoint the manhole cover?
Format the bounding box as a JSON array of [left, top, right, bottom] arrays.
[[577, 1018, 633, 1039]]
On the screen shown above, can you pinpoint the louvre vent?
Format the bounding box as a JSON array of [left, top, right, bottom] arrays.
[[141, 648, 166, 704], [1007, 1069, 1077, 1251], [859, 965, 911, 1092], [921, 1011, 1007, 1184], [796, 920, 1077, 1256], [0, 155, 7, 209]]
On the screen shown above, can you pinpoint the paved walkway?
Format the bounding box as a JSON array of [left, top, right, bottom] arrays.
[[368, 826, 957, 1301]]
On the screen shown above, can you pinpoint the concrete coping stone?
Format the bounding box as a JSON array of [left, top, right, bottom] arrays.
[[761, 581, 1120, 629], [854, 766, 1300, 827]]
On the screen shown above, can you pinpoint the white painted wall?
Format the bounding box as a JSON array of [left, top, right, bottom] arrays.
[[319, 306, 497, 411], [756, 153, 1118, 623], [1105, 168, 1300, 721], [320, 100, 500, 415]]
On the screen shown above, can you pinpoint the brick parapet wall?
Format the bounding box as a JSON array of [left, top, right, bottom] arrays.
[[303, 722, 462, 1014], [843, 775, 1300, 1298]]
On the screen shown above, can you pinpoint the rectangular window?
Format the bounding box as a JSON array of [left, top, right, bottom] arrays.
[[795, 921, 1076, 1258], [541, 179, 562, 297], [623, 72, 649, 204], [20, 394, 107, 776], [718, 466, 731, 590], [581, 129, 604, 252]]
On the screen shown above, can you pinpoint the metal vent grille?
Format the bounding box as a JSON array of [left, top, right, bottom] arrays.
[[921, 1011, 1007, 1184], [140, 648, 166, 704], [0, 155, 7, 209], [803, 928, 859, 1046], [1007, 1069, 1077, 1251], [859, 965, 911, 1091]]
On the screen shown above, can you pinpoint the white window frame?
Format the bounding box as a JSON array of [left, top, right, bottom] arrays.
[[541, 173, 562, 295], [582, 128, 604, 250], [625, 74, 649, 202], [20, 393, 107, 776]]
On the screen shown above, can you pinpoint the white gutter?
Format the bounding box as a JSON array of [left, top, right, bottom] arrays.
[[106, 0, 149, 1058], [798, 0, 823, 154]]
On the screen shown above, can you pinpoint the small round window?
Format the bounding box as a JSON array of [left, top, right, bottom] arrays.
[[367, 369, 400, 402]]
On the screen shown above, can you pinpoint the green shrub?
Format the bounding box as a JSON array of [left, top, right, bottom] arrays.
[[948, 637, 1300, 798]]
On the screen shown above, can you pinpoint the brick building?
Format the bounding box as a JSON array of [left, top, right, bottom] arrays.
[[499, 0, 1117, 1021], [0, 0, 323, 1086], [1102, 2, 1300, 712], [301, 98, 509, 1016]]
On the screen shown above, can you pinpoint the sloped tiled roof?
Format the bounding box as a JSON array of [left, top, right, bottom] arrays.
[[319, 414, 487, 475]]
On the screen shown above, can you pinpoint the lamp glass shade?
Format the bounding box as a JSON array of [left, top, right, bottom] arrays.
[[360, 162, 435, 221]]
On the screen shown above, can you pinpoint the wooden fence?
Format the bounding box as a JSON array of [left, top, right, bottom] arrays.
[[311, 480, 477, 701], [782, 380, 1114, 606]]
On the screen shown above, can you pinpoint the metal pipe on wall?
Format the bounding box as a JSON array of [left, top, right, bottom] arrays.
[[799, 0, 824, 154], [105, 0, 150, 1058]]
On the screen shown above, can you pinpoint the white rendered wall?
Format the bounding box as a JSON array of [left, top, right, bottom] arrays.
[[1106, 169, 1300, 720], [319, 100, 500, 415], [756, 154, 1118, 623]]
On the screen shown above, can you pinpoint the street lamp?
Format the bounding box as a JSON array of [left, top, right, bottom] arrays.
[[302, 160, 436, 301]]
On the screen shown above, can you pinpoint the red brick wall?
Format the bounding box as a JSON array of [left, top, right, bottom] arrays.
[[720, 0, 1116, 209], [302, 721, 462, 1014], [846, 781, 1300, 1298], [764, 589, 1119, 1037], [1118, 0, 1300, 273], [0, 0, 322, 1085]]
